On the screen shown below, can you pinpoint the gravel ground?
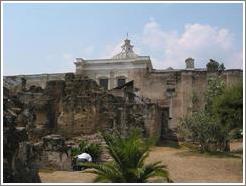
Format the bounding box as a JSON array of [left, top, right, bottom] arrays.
[[39, 145, 243, 183]]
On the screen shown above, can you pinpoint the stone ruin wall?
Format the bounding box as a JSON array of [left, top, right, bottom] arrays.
[[3, 73, 67, 94], [3, 87, 41, 182], [127, 69, 243, 130], [4, 69, 243, 132], [76, 68, 243, 131], [7, 73, 163, 140]]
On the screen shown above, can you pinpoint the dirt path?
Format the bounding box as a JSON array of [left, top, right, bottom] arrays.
[[39, 146, 243, 183], [39, 170, 96, 183], [147, 146, 242, 183]]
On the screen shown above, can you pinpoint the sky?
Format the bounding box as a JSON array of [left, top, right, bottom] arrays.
[[3, 2, 244, 75]]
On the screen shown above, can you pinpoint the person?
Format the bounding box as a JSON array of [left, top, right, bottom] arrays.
[[73, 153, 92, 171]]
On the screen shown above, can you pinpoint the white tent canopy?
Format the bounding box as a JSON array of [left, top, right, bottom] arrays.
[[77, 153, 92, 162]]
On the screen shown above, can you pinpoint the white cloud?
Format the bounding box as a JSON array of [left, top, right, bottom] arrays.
[[141, 19, 243, 69]]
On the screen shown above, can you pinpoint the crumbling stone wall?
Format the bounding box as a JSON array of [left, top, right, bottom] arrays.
[[4, 74, 164, 174], [55, 74, 162, 137], [4, 73, 66, 92], [6, 73, 163, 140], [4, 67, 242, 132], [3, 88, 41, 183], [37, 134, 72, 171]]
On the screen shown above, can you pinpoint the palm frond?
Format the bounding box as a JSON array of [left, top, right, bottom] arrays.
[[137, 161, 170, 182], [137, 152, 149, 168], [82, 162, 124, 182]]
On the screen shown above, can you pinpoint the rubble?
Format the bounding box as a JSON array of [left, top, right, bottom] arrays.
[[3, 89, 41, 183]]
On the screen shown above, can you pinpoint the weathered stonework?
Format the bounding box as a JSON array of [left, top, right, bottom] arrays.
[[3, 89, 41, 183], [5, 73, 164, 140], [37, 134, 72, 171]]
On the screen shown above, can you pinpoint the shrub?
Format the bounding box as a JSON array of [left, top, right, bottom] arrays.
[[178, 111, 221, 152], [72, 140, 102, 162], [83, 143, 102, 162], [78, 140, 88, 152], [71, 146, 81, 157]]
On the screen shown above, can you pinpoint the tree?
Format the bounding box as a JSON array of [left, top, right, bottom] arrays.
[[206, 59, 226, 72], [205, 76, 225, 113], [81, 130, 171, 183], [178, 77, 243, 152], [206, 59, 220, 72], [212, 83, 243, 139], [218, 63, 226, 72], [178, 111, 220, 152]]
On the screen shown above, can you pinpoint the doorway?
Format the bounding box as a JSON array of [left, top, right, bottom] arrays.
[[160, 107, 169, 140]]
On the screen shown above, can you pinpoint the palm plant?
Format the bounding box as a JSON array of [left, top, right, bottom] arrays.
[[81, 130, 172, 183]]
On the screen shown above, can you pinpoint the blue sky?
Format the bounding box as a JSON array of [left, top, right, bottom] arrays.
[[3, 2, 244, 75]]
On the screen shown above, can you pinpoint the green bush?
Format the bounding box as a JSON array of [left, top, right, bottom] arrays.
[[83, 143, 102, 162], [178, 111, 221, 152], [71, 146, 81, 157], [78, 140, 88, 152], [72, 140, 102, 162]]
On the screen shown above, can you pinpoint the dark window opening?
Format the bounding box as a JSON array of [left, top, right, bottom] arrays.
[[167, 88, 175, 93], [99, 79, 108, 90], [117, 79, 126, 87]]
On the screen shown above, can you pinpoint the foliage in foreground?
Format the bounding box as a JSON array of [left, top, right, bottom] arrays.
[[81, 130, 172, 183]]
